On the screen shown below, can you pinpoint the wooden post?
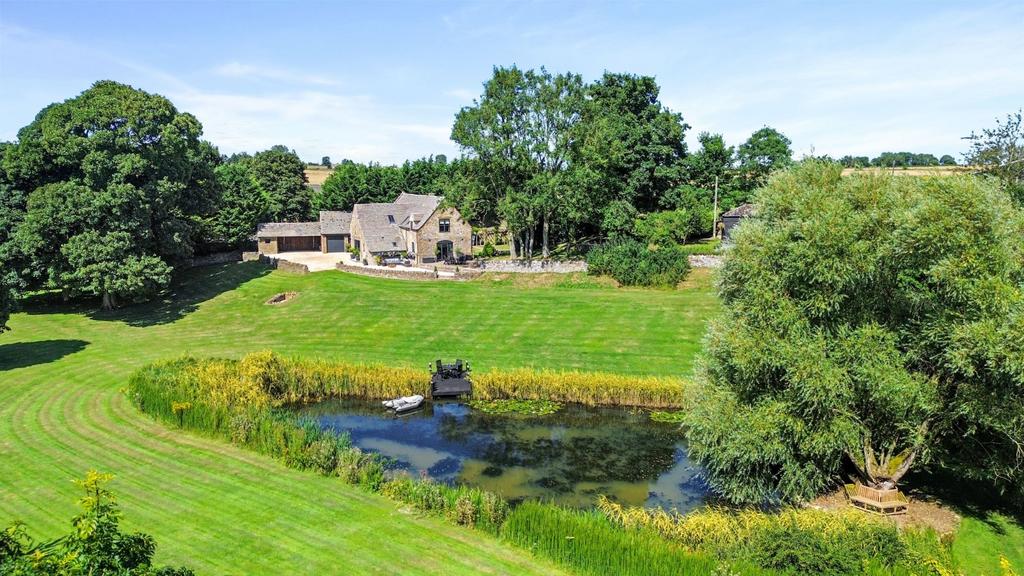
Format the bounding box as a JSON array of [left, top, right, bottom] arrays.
[[711, 175, 720, 239]]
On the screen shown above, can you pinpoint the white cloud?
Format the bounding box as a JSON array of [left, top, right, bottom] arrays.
[[212, 61, 342, 87]]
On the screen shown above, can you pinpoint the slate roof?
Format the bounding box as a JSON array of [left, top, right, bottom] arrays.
[[352, 203, 407, 253], [320, 211, 352, 235], [394, 193, 442, 230], [256, 221, 321, 238], [722, 203, 756, 218]]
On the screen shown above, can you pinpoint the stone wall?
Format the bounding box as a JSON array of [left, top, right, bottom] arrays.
[[412, 207, 472, 265], [259, 254, 309, 274], [335, 262, 482, 281], [477, 259, 588, 274]]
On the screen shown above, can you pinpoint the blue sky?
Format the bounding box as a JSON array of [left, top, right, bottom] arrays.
[[1, 1, 1021, 164]]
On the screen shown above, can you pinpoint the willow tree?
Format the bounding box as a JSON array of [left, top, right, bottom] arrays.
[[685, 162, 1024, 505]]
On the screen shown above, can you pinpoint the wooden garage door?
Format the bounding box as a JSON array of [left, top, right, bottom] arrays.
[[278, 236, 319, 252]]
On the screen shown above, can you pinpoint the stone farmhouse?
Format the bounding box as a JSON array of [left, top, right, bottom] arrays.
[[255, 193, 472, 265]]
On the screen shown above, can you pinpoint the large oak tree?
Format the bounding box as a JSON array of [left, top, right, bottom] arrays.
[[3, 81, 219, 308]]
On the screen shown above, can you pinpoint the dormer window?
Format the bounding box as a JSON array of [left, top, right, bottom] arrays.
[[387, 215, 395, 224], [439, 218, 450, 233]]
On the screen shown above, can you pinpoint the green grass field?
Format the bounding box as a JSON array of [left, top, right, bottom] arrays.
[[0, 263, 716, 574]]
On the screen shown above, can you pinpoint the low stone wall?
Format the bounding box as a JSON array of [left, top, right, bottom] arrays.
[[688, 255, 723, 268], [259, 255, 309, 274], [477, 259, 587, 273], [335, 263, 483, 281], [189, 251, 242, 267], [242, 251, 260, 262]]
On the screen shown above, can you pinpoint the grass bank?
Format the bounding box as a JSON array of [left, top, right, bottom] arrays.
[[0, 262, 714, 573]]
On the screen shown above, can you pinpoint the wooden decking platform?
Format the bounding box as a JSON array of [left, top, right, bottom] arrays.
[[430, 359, 472, 398], [431, 376, 472, 398]]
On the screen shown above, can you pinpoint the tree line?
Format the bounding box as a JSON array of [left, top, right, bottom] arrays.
[[0, 77, 1020, 329], [837, 151, 958, 168]]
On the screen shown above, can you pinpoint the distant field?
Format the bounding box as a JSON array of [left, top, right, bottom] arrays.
[[304, 166, 332, 185], [840, 165, 971, 177]]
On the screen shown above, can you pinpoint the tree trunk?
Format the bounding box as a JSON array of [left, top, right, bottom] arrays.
[[509, 231, 518, 259], [101, 291, 116, 310], [542, 215, 550, 259]]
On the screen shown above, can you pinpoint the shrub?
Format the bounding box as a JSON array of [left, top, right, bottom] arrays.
[[481, 242, 496, 257], [0, 471, 193, 576], [586, 239, 691, 287]]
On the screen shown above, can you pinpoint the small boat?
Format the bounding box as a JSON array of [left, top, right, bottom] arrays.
[[383, 394, 425, 413]]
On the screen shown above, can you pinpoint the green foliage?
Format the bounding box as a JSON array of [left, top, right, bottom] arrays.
[[248, 147, 310, 221], [381, 477, 509, 535], [473, 366, 688, 408], [0, 471, 193, 575], [685, 162, 1024, 505], [649, 410, 686, 424], [61, 230, 172, 309], [586, 239, 692, 287], [633, 209, 703, 246], [208, 162, 267, 248], [501, 502, 759, 576], [480, 241, 496, 257], [2, 80, 219, 307], [467, 398, 563, 416], [597, 497, 957, 576], [964, 109, 1024, 205], [736, 126, 793, 189], [870, 151, 942, 168]]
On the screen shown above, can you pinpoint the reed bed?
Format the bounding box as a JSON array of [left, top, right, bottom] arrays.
[[474, 368, 690, 409], [596, 496, 957, 576], [381, 477, 509, 535], [501, 502, 768, 576]]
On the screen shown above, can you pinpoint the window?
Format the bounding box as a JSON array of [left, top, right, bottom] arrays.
[[411, 241, 416, 254], [387, 214, 395, 224], [439, 218, 450, 233]]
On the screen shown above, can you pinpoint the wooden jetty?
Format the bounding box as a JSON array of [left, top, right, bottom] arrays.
[[430, 359, 472, 398]]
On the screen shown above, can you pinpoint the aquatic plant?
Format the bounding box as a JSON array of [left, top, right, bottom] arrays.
[[649, 410, 686, 424], [381, 476, 508, 535], [595, 496, 956, 576], [466, 398, 563, 416], [500, 502, 767, 576], [474, 367, 689, 409]]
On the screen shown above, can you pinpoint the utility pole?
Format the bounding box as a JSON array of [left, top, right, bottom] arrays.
[[711, 174, 720, 239]]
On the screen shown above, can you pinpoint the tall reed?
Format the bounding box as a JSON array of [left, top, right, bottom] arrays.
[[501, 502, 768, 576], [474, 368, 689, 408]]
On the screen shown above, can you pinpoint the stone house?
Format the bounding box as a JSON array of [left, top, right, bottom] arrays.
[[256, 193, 472, 265]]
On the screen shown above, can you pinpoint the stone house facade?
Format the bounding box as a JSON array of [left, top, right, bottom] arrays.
[[256, 193, 471, 265]]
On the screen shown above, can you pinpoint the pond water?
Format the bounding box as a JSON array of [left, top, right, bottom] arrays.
[[295, 399, 711, 511]]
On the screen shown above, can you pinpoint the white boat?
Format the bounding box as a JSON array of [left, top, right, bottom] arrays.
[[382, 394, 425, 413]]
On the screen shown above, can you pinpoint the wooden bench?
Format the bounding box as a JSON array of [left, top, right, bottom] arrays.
[[845, 483, 909, 516]]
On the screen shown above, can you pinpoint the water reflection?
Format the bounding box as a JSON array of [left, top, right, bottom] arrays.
[[296, 399, 709, 511]]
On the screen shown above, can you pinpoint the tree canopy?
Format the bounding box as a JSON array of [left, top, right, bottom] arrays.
[[736, 127, 793, 189], [964, 109, 1024, 205], [685, 162, 1024, 505], [2, 80, 219, 308]]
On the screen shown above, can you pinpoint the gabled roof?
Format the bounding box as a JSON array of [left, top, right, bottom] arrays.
[[723, 203, 756, 218], [352, 203, 407, 253], [256, 221, 321, 238], [394, 193, 442, 230], [320, 211, 352, 235]]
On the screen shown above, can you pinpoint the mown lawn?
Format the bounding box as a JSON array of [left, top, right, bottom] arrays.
[[0, 263, 717, 574]]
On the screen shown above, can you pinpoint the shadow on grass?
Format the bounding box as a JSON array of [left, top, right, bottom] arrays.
[[20, 262, 272, 328], [0, 339, 89, 371], [89, 262, 273, 327], [905, 467, 1024, 527]]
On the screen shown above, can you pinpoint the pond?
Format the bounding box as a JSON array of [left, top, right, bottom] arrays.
[[295, 398, 711, 511]]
